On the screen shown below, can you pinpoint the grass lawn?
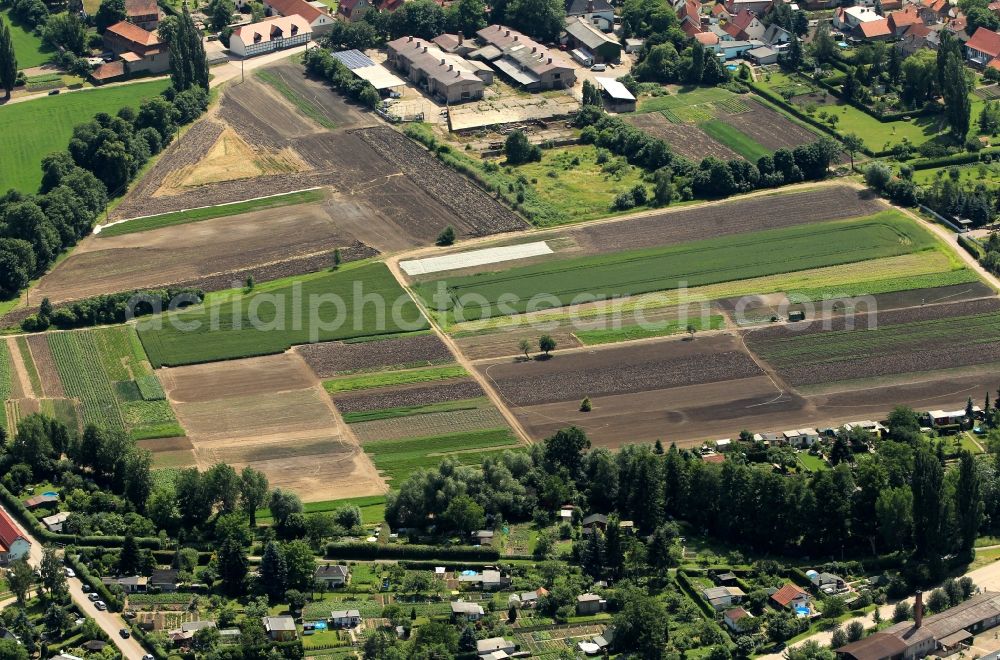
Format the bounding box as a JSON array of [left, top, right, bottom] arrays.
[[2, 10, 52, 69], [970, 546, 1000, 570], [254, 69, 337, 129], [911, 161, 1000, 186], [0, 78, 171, 193], [960, 432, 985, 454], [323, 365, 467, 393], [363, 427, 521, 485], [256, 495, 387, 525], [797, 453, 829, 472], [99, 188, 326, 236], [636, 85, 736, 115], [419, 210, 937, 321], [699, 119, 770, 161], [137, 262, 429, 367]]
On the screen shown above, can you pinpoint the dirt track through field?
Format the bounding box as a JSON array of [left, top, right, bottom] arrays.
[[159, 353, 386, 501]]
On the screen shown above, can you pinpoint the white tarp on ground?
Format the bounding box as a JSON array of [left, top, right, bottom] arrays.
[[400, 241, 553, 276], [352, 64, 406, 90]]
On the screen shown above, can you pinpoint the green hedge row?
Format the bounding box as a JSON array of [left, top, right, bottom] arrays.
[[325, 542, 501, 561], [787, 567, 815, 589], [910, 147, 1000, 170], [675, 570, 717, 618], [959, 233, 985, 260]]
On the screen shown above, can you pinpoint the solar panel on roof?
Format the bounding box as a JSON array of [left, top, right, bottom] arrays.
[[331, 49, 375, 70]]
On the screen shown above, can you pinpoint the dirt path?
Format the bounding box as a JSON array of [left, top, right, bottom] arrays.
[[384, 257, 534, 446], [7, 337, 37, 399]]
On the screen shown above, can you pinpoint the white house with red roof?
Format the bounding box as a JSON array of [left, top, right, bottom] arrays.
[[264, 0, 334, 33], [967, 26, 1000, 66], [0, 507, 31, 565], [230, 15, 312, 57]]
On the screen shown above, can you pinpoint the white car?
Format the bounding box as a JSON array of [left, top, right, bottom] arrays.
[[94, 601, 107, 611], [591, 63, 607, 72], [64, 567, 76, 578]]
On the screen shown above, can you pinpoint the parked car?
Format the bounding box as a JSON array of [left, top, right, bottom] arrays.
[[94, 601, 107, 611], [87, 593, 100, 601], [119, 628, 130, 638], [591, 63, 607, 71], [48, 89, 60, 95], [64, 567, 75, 578]]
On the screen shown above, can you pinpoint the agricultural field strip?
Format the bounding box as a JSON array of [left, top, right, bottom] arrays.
[[363, 428, 521, 483], [448, 251, 966, 334], [399, 241, 553, 276], [322, 365, 468, 393], [330, 379, 486, 413], [0, 341, 11, 430], [341, 397, 491, 423], [349, 407, 509, 442], [421, 212, 939, 321], [574, 314, 725, 345]]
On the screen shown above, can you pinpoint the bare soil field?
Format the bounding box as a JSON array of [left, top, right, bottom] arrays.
[[33, 195, 375, 304], [25, 334, 63, 397], [351, 407, 508, 442], [717, 99, 822, 152], [295, 334, 452, 377], [159, 353, 385, 501], [331, 378, 485, 413], [478, 334, 763, 407], [456, 327, 584, 361], [626, 113, 740, 161]]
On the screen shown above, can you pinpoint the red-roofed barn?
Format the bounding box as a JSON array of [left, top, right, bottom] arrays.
[[967, 26, 1000, 65]]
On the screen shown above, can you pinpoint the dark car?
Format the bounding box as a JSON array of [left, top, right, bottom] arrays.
[[47, 89, 60, 95], [119, 628, 130, 638]]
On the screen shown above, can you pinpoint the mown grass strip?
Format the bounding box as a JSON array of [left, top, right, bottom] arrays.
[[575, 315, 725, 346], [98, 188, 325, 237], [138, 263, 428, 367], [324, 365, 467, 393], [256, 495, 387, 525], [699, 119, 771, 161], [786, 268, 980, 301], [0, 341, 12, 431], [421, 211, 936, 322], [342, 397, 490, 423], [255, 69, 336, 129], [364, 427, 520, 484]]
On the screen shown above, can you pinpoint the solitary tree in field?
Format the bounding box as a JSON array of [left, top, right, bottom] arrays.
[[842, 134, 864, 171], [518, 338, 531, 360], [0, 19, 16, 100], [686, 323, 697, 339], [331, 248, 342, 270], [539, 334, 556, 355], [436, 225, 455, 246], [580, 397, 592, 412], [245, 275, 254, 291]]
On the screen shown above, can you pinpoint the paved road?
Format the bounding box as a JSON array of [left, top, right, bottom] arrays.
[[1, 504, 148, 659], [758, 553, 1000, 660]]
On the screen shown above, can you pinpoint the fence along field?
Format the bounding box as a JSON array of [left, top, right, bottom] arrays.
[[417, 211, 937, 321], [47, 326, 183, 439], [138, 263, 428, 367]]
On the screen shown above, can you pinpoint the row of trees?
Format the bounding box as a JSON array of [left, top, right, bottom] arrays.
[[304, 47, 381, 110]]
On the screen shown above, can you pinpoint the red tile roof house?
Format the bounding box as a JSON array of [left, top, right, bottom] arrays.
[[887, 7, 921, 35], [771, 584, 811, 611], [0, 508, 31, 565], [857, 18, 894, 40], [967, 27, 1000, 67], [102, 21, 169, 76], [265, 0, 334, 34], [727, 8, 765, 40], [125, 0, 160, 30]]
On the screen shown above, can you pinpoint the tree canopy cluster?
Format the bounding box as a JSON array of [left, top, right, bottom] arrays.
[[304, 47, 382, 110]]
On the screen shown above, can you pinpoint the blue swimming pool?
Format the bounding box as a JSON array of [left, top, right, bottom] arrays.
[[314, 621, 328, 631], [461, 570, 478, 576], [43, 491, 58, 497], [726, 64, 738, 71]]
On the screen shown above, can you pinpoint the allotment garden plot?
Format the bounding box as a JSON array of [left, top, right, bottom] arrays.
[[159, 352, 386, 501]]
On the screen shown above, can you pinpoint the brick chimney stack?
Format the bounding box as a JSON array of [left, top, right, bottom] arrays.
[[914, 591, 924, 629]]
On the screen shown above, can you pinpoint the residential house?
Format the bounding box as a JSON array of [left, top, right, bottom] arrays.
[[888, 6, 922, 34], [724, 607, 753, 632], [927, 407, 982, 426], [720, 39, 763, 59], [564, 16, 622, 63], [678, 0, 706, 36], [857, 17, 894, 39], [747, 45, 778, 63], [23, 494, 58, 510], [582, 513, 608, 530], [387, 36, 489, 103], [102, 20, 169, 74], [564, 0, 615, 31], [477, 638, 516, 657], [836, 591, 1000, 660], [703, 586, 746, 610], [150, 568, 179, 592], [330, 609, 362, 627], [809, 571, 848, 594], [315, 564, 350, 588], [263, 616, 297, 641], [125, 0, 159, 30], [101, 575, 148, 593], [724, 0, 773, 15], [833, 6, 883, 30], [475, 25, 577, 90], [518, 588, 548, 608], [264, 0, 333, 33], [41, 511, 70, 533], [168, 621, 216, 647], [711, 2, 732, 23], [451, 601, 485, 620], [967, 27, 1000, 66], [726, 9, 766, 40], [577, 593, 607, 615], [337, 0, 372, 21], [229, 15, 312, 58], [771, 584, 811, 611], [761, 23, 791, 46], [458, 569, 508, 590]]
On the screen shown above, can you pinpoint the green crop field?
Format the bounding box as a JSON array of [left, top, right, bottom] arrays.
[[575, 314, 725, 345], [48, 327, 182, 438], [0, 341, 11, 431], [323, 365, 467, 394], [138, 263, 428, 367], [364, 427, 521, 485], [752, 311, 1000, 369], [787, 269, 980, 301], [636, 85, 740, 116], [1, 79, 171, 193], [419, 211, 936, 322], [341, 397, 491, 424], [99, 189, 326, 237], [699, 120, 770, 161], [2, 10, 52, 68]]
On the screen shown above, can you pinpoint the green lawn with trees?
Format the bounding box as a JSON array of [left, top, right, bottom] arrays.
[[1, 9, 51, 68]]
